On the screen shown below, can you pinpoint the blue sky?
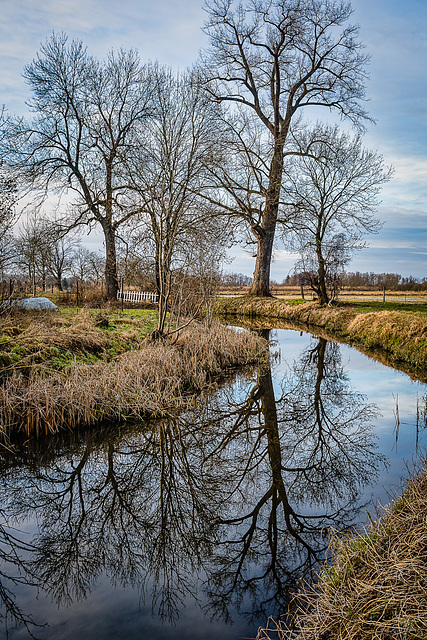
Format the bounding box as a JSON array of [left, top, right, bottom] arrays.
[[1, 0, 426, 279]]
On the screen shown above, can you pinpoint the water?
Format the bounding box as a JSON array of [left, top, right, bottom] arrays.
[[0, 327, 426, 639]]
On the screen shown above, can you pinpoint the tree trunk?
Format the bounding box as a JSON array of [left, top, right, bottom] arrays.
[[103, 225, 119, 301], [316, 238, 329, 305], [313, 338, 326, 425], [156, 250, 172, 335], [248, 138, 284, 297], [249, 224, 275, 296], [157, 270, 169, 335]]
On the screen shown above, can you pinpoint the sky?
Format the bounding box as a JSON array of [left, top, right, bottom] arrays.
[[0, 0, 426, 280]]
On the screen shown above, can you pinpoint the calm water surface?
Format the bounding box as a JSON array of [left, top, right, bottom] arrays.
[[0, 327, 426, 639]]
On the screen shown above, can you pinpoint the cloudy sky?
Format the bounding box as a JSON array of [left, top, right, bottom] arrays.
[[1, 0, 426, 280]]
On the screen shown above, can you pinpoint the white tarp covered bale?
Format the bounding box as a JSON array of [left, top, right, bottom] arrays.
[[11, 297, 59, 312]]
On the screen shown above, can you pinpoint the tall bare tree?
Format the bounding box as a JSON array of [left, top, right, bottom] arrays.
[[284, 125, 392, 304], [201, 0, 371, 296], [0, 110, 18, 275], [0, 179, 17, 279], [4, 34, 153, 300]]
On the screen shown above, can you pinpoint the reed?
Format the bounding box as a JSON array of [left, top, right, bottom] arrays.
[[0, 321, 267, 440]]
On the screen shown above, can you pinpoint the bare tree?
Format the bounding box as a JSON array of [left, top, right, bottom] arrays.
[[46, 229, 80, 291], [0, 160, 18, 277], [284, 125, 392, 304], [116, 233, 156, 290], [201, 0, 371, 296], [129, 68, 227, 335], [72, 247, 104, 286], [16, 216, 52, 292], [5, 34, 153, 300], [166, 219, 231, 331]]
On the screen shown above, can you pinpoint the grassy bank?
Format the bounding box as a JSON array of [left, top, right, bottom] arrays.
[[0, 307, 158, 375], [258, 465, 427, 640], [0, 310, 267, 442], [216, 297, 427, 375]]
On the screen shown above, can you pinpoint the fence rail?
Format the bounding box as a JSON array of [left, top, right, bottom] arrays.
[[117, 290, 158, 304]]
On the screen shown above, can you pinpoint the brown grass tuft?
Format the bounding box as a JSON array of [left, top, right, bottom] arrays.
[[0, 321, 267, 439], [346, 311, 427, 369]]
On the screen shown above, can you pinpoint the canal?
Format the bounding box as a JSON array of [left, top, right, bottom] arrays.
[[0, 326, 426, 639]]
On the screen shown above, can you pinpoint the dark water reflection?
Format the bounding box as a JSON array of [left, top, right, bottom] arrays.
[[0, 328, 426, 639]]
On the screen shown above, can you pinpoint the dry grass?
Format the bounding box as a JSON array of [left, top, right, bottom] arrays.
[[347, 311, 427, 369], [216, 298, 427, 374], [0, 321, 267, 440], [263, 465, 427, 640], [0, 308, 157, 375]]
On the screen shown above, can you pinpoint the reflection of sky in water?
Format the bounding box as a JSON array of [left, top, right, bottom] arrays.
[[1, 327, 426, 640], [272, 328, 427, 509], [7, 576, 252, 640]]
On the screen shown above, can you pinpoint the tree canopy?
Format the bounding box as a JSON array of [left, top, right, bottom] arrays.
[[200, 0, 372, 296]]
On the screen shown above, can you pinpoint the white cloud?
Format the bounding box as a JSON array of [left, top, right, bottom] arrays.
[[386, 153, 427, 184], [367, 240, 424, 250]]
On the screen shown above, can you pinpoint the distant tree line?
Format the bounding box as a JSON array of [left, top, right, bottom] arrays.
[[342, 271, 427, 291], [284, 271, 427, 291]]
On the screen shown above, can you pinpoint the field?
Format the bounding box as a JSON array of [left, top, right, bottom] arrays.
[[219, 285, 427, 307]]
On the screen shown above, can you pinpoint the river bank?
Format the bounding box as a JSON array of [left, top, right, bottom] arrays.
[[216, 297, 427, 377], [1, 303, 426, 638], [0, 308, 267, 442]]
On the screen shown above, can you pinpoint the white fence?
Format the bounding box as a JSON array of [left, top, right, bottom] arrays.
[[117, 290, 158, 304]]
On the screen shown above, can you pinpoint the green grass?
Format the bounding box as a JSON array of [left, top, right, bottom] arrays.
[[345, 300, 427, 315], [0, 307, 158, 376]]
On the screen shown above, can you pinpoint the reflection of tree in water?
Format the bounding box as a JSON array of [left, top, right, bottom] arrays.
[[0, 334, 385, 635], [203, 334, 384, 623], [0, 422, 223, 626], [0, 515, 44, 638]]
